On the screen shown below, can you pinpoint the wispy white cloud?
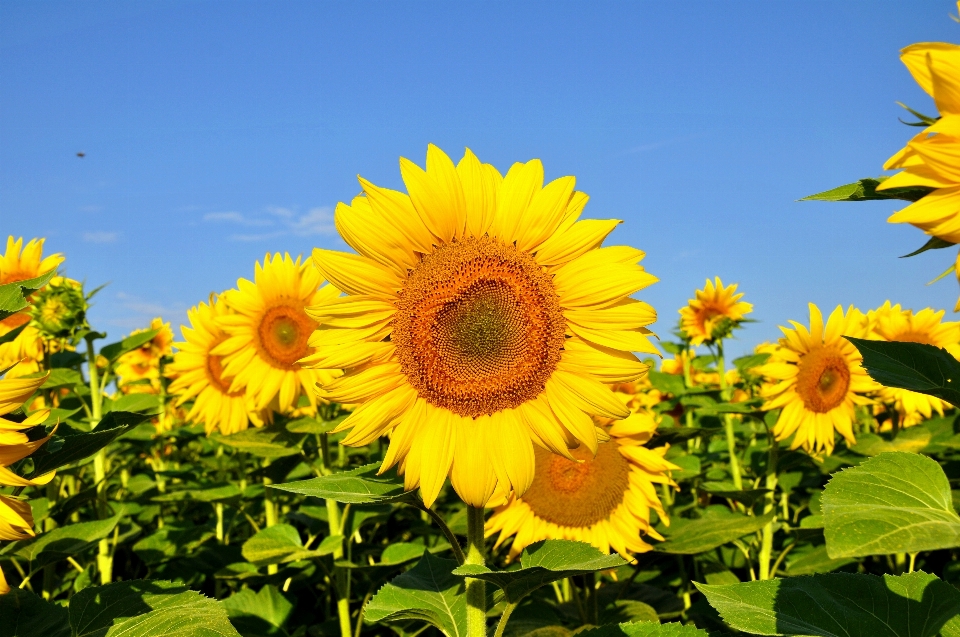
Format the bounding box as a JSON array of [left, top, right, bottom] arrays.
[[203, 205, 336, 241], [83, 231, 118, 243]]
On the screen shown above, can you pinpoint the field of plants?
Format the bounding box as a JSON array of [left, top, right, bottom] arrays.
[[2, 12, 960, 637]]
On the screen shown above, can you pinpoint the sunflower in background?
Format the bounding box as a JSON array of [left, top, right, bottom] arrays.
[[0, 237, 64, 332], [679, 277, 753, 346], [0, 368, 56, 593], [306, 145, 657, 508], [660, 349, 739, 388], [215, 253, 340, 415], [757, 304, 878, 455], [115, 317, 174, 394], [867, 301, 960, 428], [168, 296, 263, 435], [487, 412, 677, 559]]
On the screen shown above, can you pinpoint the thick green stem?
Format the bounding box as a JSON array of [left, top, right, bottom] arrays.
[[717, 347, 743, 491], [465, 506, 487, 637], [85, 335, 113, 585], [318, 432, 351, 637], [493, 603, 517, 637], [758, 437, 779, 580]]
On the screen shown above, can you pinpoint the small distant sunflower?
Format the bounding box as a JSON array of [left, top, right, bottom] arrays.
[[306, 145, 657, 508], [30, 276, 86, 341], [679, 277, 752, 346], [660, 349, 737, 388], [168, 296, 261, 435], [0, 236, 64, 333], [757, 304, 877, 455], [867, 301, 960, 427], [486, 412, 676, 559], [116, 317, 174, 394], [214, 253, 340, 414]]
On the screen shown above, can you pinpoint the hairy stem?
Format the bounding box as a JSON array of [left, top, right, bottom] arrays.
[[465, 506, 487, 637]]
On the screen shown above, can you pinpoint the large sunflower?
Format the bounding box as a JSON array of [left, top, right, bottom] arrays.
[[0, 236, 64, 333], [215, 253, 340, 414], [305, 145, 658, 507], [679, 277, 752, 346], [0, 368, 56, 593], [168, 296, 261, 435], [486, 412, 676, 559], [757, 304, 877, 455], [867, 301, 960, 427]]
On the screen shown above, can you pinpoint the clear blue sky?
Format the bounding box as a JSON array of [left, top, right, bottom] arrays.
[[2, 1, 959, 356]]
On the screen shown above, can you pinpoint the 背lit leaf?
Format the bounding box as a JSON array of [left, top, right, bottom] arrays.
[[212, 427, 301, 458], [846, 338, 960, 408], [452, 539, 626, 604], [0, 270, 56, 322], [110, 392, 162, 414], [241, 524, 341, 567], [576, 622, 708, 636], [40, 368, 83, 389], [800, 177, 933, 203], [28, 411, 152, 477], [655, 511, 774, 554], [365, 551, 466, 637], [99, 328, 161, 363], [270, 463, 417, 505], [822, 451, 960, 558], [5, 511, 123, 568], [222, 584, 293, 635], [696, 571, 960, 637]]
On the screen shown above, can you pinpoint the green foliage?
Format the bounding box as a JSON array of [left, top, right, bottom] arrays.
[[270, 462, 418, 504], [99, 327, 161, 362], [28, 410, 153, 476], [655, 510, 775, 554], [0, 588, 70, 637], [846, 338, 960, 407], [0, 270, 56, 321], [3, 511, 123, 570], [800, 177, 934, 202], [822, 452, 960, 558], [697, 572, 960, 637], [241, 524, 342, 566]]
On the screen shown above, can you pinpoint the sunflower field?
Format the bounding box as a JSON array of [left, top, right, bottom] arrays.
[[4, 14, 960, 637]]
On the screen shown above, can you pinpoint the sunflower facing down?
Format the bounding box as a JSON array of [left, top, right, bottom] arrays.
[[305, 145, 658, 508], [868, 301, 960, 427], [486, 412, 677, 559], [0, 369, 56, 593], [0, 236, 64, 333], [215, 253, 341, 414], [679, 277, 752, 346], [757, 304, 878, 455]]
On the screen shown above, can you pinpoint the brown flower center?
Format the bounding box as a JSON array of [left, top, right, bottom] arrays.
[[256, 304, 314, 369], [521, 442, 631, 528], [393, 236, 565, 418], [795, 344, 851, 413]]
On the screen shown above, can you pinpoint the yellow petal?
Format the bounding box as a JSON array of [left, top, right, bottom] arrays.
[[535, 218, 620, 267], [312, 249, 400, 298]]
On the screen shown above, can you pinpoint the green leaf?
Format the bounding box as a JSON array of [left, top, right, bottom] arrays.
[[29, 411, 152, 477], [0, 588, 71, 637], [452, 539, 626, 604], [212, 427, 301, 458], [241, 524, 341, 567], [733, 352, 770, 372], [99, 328, 161, 363], [69, 578, 242, 637], [576, 622, 708, 636], [270, 462, 418, 505], [0, 323, 28, 347], [666, 454, 700, 481], [285, 414, 346, 434], [365, 551, 466, 637], [647, 371, 686, 396], [132, 525, 216, 565], [655, 511, 774, 554], [785, 545, 856, 576], [6, 511, 122, 568], [222, 585, 293, 634], [40, 368, 84, 389], [697, 482, 771, 506], [110, 392, 161, 414], [822, 451, 960, 558], [0, 270, 56, 321], [696, 571, 960, 637], [845, 338, 960, 407], [849, 427, 932, 456], [800, 177, 934, 202], [901, 236, 958, 258], [151, 484, 242, 504]]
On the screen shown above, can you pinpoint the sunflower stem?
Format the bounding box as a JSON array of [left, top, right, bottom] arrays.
[[493, 602, 517, 637], [465, 505, 488, 637], [716, 346, 743, 491], [86, 333, 113, 586], [758, 436, 779, 580]]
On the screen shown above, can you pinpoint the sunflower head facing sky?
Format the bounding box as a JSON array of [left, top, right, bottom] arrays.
[[213, 253, 340, 415], [679, 277, 752, 346], [868, 301, 960, 427], [758, 304, 877, 455], [486, 412, 677, 559], [305, 145, 658, 508]]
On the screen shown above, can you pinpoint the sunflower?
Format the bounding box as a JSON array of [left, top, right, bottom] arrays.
[[0, 326, 44, 379], [0, 368, 56, 593], [679, 277, 752, 346], [214, 253, 340, 414], [115, 317, 174, 394], [0, 236, 64, 333], [757, 304, 877, 455], [867, 301, 960, 427], [660, 349, 738, 388], [305, 145, 658, 508], [486, 412, 676, 559], [168, 296, 263, 435]]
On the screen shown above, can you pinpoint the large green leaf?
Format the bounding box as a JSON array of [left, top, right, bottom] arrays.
[[99, 328, 161, 363], [29, 411, 152, 477], [364, 551, 466, 637], [0, 589, 70, 637], [654, 511, 774, 554], [69, 579, 241, 637], [222, 585, 293, 636], [212, 427, 301, 458], [270, 462, 418, 505], [696, 571, 960, 637], [577, 622, 708, 636], [800, 177, 934, 202], [822, 452, 960, 558], [40, 368, 84, 389], [452, 539, 625, 604], [240, 524, 342, 567], [846, 338, 960, 407], [900, 236, 958, 258], [5, 512, 122, 568], [0, 270, 56, 321], [109, 392, 161, 414]]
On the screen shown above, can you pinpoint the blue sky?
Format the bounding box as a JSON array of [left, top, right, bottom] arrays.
[[2, 1, 959, 357]]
